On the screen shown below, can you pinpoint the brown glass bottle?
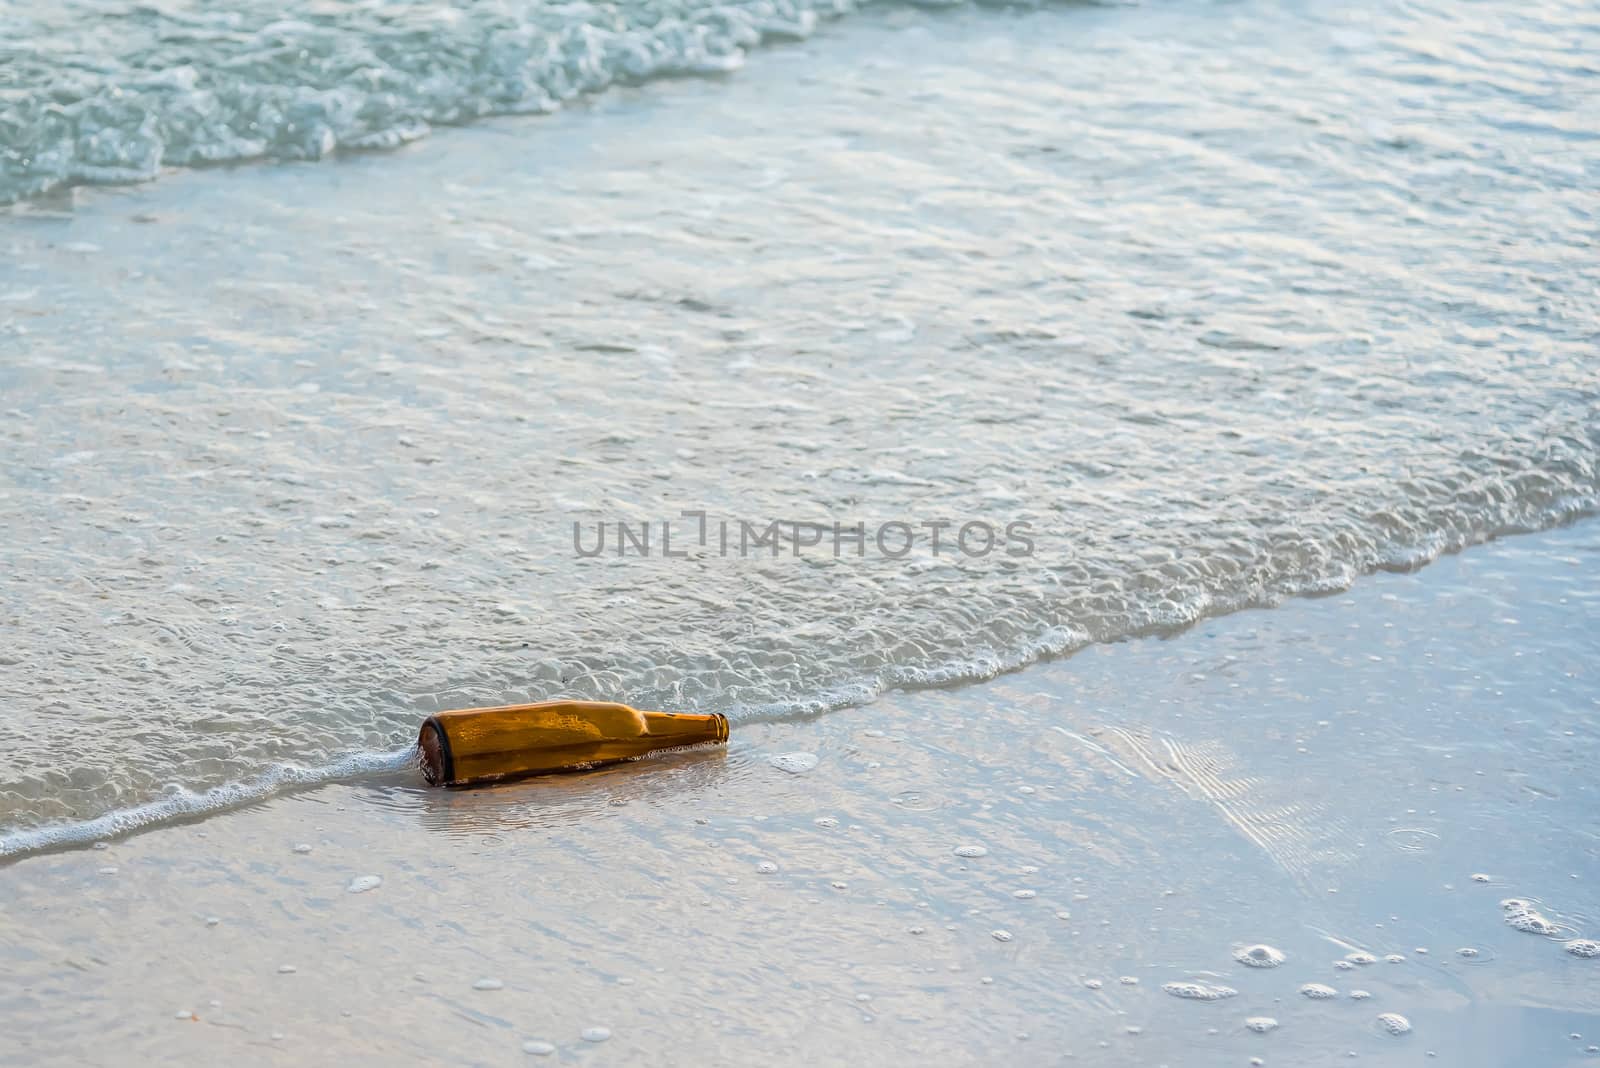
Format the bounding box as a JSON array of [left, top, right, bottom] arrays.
[[417, 699, 729, 787]]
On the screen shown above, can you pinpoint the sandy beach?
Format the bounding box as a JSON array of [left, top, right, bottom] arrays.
[[4, 522, 1596, 1066], [5, 0, 1599, 1063]]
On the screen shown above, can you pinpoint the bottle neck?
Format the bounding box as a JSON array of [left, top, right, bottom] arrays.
[[641, 710, 729, 746]]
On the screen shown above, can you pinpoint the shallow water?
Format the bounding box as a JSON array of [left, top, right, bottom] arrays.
[[3, 0, 1599, 850], [1, 524, 1595, 1065]]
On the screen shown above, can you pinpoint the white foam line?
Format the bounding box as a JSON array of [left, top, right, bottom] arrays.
[[0, 747, 416, 860], [6, 503, 1595, 860], [729, 624, 1092, 724]]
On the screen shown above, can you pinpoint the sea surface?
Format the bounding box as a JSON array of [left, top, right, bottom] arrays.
[[1, 0, 1597, 855]]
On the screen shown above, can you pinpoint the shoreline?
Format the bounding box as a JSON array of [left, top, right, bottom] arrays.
[[4, 521, 1596, 1065], [4, 513, 1592, 866]]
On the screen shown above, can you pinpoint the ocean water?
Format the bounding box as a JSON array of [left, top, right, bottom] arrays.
[[2, 0, 1598, 852]]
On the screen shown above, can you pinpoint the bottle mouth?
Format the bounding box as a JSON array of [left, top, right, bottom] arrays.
[[417, 717, 454, 785]]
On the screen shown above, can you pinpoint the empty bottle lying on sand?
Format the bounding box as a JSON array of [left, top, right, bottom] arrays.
[[417, 699, 729, 787]]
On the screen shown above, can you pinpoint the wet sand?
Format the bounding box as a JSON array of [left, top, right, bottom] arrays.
[[3, 522, 1596, 1066]]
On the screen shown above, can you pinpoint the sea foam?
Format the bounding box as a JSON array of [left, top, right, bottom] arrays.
[[1, 0, 857, 203], [0, 747, 414, 859]]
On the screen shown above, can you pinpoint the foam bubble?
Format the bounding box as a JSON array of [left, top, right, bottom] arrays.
[[1233, 944, 1286, 968], [1245, 1016, 1280, 1033], [1161, 981, 1238, 1001], [1345, 952, 1378, 966], [474, 978, 504, 991], [991, 929, 1013, 943], [522, 1040, 556, 1056], [756, 861, 778, 875], [1564, 939, 1600, 958], [1350, 990, 1372, 1000], [581, 1027, 612, 1043], [1504, 905, 1560, 935], [1300, 983, 1339, 999], [1377, 1013, 1412, 1035], [769, 752, 819, 774], [953, 844, 989, 859], [346, 875, 382, 894]]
